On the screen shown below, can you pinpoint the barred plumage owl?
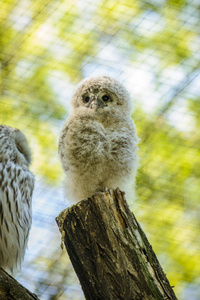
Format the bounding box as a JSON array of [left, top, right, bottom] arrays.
[[0, 125, 34, 273], [59, 76, 139, 203]]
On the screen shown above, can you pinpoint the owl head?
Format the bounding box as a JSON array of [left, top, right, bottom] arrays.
[[71, 76, 132, 116], [0, 125, 32, 167]]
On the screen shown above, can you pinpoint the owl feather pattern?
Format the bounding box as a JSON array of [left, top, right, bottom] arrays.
[[59, 76, 139, 202], [0, 125, 34, 273]]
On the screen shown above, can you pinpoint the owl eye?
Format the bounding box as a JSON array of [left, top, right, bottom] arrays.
[[102, 95, 110, 102], [83, 96, 90, 103]]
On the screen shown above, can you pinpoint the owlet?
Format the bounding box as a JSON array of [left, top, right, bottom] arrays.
[[59, 76, 139, 203]]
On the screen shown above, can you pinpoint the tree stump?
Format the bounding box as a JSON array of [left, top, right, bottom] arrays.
[[0, 268, 39, 300], [56, 188, 177, 300]]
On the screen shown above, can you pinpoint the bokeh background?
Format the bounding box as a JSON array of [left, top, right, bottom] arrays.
[[1, 0, 200, 299]]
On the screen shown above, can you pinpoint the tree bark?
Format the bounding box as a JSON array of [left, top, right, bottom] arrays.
[[0, 268, 39, 300], [56, 188, 177, 300]]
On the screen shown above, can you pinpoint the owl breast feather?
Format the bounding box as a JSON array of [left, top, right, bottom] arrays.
[[65, 119, 136, 172]]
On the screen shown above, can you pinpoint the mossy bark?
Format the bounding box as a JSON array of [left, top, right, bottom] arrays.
[[56, 188, 177, 300], [0, 268, 39, 300]]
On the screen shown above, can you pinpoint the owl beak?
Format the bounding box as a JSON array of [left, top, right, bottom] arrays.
[[90, 98, 104, 110], [90, 99, 97, 109]]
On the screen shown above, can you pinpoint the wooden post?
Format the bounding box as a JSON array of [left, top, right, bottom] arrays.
[[0, 268, 39, 299], [56, 188, 177, 300]]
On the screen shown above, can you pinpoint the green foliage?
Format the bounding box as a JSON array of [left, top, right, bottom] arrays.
[[188, 98, 200, 129], [134, 108, 200, 295], [97, 0, 197, 66]]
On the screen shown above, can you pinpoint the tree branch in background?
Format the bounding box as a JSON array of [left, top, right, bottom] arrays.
[[0, 268, 39, 300], [56, 188, 177, 300]]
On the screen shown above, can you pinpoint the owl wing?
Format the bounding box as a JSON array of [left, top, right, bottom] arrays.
[[0, 162, 34, 272], [58, 121, 70, 172]]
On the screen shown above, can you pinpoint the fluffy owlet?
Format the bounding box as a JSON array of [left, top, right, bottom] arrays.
[[0, 125, 34, 273], [59, 76, 139, 203]]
